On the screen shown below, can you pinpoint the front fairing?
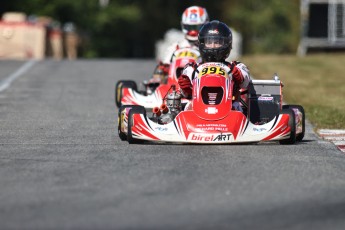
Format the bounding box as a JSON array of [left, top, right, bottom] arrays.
[[192, 72, 233, 120]]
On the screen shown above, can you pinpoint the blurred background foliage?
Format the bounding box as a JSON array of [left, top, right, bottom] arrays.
[[0, 0, 300, 58]]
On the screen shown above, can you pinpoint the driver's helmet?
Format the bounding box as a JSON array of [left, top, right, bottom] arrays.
[[198, 20, 232, 62], [181, 6, 209, 42]]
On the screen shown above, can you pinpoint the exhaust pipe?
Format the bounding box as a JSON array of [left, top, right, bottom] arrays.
[[160, 104, 169, 114], [152, 107, 161, 116]]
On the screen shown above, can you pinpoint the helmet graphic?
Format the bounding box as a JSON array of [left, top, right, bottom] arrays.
[[181, 6, 209, 41]]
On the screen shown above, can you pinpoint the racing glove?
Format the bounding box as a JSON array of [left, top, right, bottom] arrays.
[[178, 75, 192, 97], [230, 62, 244, 85]]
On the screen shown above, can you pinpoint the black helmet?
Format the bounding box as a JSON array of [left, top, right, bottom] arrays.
[[198, 20, 232, 62]]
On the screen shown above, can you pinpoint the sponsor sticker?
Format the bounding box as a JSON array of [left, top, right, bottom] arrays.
[[195, 123, 228, 131], [258, 96, 274, 101], [154, 126, 168, 132], [205, 107, 218, 114], [253, 127, 267, 132], [208, 29, 219, 34], [188, 133, 232, 142]]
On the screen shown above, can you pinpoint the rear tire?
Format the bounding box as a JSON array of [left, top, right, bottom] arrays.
[[115, 80, 137, 108], [279, 108, 296, 145], [127, 105, 146, 144], [283, 105, 305, 142]]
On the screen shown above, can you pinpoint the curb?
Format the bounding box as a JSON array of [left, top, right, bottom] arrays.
[[318, 129, 345, 153]]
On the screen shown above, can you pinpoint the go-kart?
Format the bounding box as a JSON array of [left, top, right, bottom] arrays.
[[117, 63, 305, 144], [115, 47, 200, 109]]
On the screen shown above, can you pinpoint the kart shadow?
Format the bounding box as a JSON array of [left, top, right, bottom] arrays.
[[135, 139, 316, 146], [136, 142, 258, 146]]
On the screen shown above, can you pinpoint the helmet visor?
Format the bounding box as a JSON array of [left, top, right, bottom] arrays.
[[203, 36, 227, 48], [182, 24, 203, 32]]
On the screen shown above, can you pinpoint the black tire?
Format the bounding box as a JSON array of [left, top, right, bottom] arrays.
[[117, 105, 133, 141], [127, 105, 146, 144], [279, 108, 296, 145], [115, 80, 137, 108], [283, 105, 305, 142]]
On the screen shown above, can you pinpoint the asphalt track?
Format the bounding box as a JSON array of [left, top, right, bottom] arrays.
[[1, 59, 345, 230]]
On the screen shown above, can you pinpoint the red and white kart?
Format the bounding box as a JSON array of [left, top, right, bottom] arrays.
[[118, 65, 305, 144], [115, 47, 200, 109]]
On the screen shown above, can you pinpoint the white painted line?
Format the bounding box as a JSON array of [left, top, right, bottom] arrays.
[[0, 59, 37, 92], [323, 136, 345, 141], [333, 141, 345, 145], [337, 146, 345, 153], [319, 129, 345, 135], [317, 129, 345, 154]]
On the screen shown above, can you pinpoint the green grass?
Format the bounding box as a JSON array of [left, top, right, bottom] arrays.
[[241, 54, 345, 130]]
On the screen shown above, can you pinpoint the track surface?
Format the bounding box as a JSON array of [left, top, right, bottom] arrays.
[[1, 60, 345, 230]]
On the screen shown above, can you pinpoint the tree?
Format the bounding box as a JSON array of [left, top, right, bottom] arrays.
[[221, 0, 300, 54], [0, 0, 301, 57]]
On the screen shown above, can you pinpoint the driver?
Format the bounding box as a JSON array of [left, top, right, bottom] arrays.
[[151, 6, 209, 83], [178, 20, 251, 112]]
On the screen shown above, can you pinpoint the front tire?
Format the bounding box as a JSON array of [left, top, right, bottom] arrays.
[[118, 105, 133, 141], [279, 108, 296, 145], [283, 105, 305, 142], [127, 105, 146, 144]]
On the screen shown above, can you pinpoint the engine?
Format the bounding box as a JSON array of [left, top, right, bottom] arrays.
[[152, 86, 182, 124]]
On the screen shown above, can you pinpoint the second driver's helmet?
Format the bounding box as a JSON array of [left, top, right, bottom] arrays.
[[198, 20, 232, 62], [181, 6, 209, 42]]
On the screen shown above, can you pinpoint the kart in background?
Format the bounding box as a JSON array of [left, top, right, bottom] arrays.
[[117, 63, 305, 145], [115, 47, 200, 109]]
